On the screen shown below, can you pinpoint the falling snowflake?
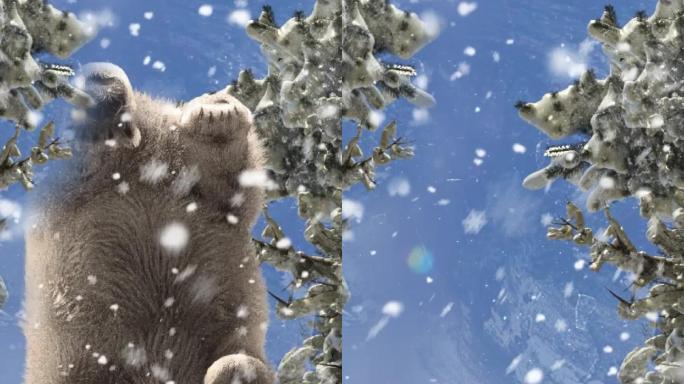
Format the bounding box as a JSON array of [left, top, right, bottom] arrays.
[[462, 210, 487, 234], [159, 222, 189, 254]]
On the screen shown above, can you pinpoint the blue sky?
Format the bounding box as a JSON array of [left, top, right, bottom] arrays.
[[0, 0, 665, 383]]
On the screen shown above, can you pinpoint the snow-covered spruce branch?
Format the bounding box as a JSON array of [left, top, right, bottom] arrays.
[[228, 1, 435, 383], [0, 0, 94, 308], [520, 1, 684, 382]]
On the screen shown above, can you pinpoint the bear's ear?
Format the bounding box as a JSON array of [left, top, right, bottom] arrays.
[[79, 62, 141, 147]]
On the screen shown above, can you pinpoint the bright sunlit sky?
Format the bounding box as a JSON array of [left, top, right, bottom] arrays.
[[0, 1, 665, 383]]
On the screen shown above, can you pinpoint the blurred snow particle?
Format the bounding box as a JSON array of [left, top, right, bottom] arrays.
[[97, 355, 108, 365], [415, 74, 429, 90], [152, 61, 166, 72], [440, 302, 453, 317], [427, 185, 437, 193], [226, 214, 239, 225], [382, 301, 404, 317], [608, 367, 618, 376], [388, 177, 411, 197], [144, 11, 154, 20], [426, 276, 434, 284], [227, 9, 252, 27], [463, 210, 487, 234], [412, 109, 430, 125], [367, 301, 404, 340], [0, 199, 21, 222], [238, 169, 277, 190], [160, 222, 189, 254], [449, 62, 470, 80], [534, 313, 546, 323], [473, 158, 483, 166], [550, 360, 565, 371], [506, 38, 515, 45], [512, 143, 527, 154], [457, 2, 477, 17], [548, 39, 597, 79], [492, 51, 501, 62], [464, 46, 476, 56], [475, 148, 486, 158], [143, 56, 151, 65], [99, 38, 111, 49], [495, 267, 505, 281], [524, 368, 544, 384], [342, 199, 364, 223], [437, 199, 450, 206], [620, 331, 630, 341], [603, 345, 613, 353], [140, 159, 168, 184], [275, 237, 292, 249], [554, 319, 568, 332], [207, 66, 217, 77], [368, 110, 385, 128], [116, 182, 130, 195], [505, 354, 522, 375], [563, 282, 574, 298], [420, 11, 441, 39], [540, 213, 553, 226], [129, 23, 141, 37], [198, 4, 213, 17], [78, 9, 116, 36], [573, 259, 585, 271]]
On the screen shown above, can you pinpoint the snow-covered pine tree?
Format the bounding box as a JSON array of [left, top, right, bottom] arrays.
[[519, 1, 684, 382], [0, 0, 95, 309], [227, 1, 435, 382]]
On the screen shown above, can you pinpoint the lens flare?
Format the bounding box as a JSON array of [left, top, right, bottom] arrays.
[[407, 245, 434, 274]]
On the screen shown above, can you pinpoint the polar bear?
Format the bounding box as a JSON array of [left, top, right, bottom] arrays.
[[23, 63, 274, 384]]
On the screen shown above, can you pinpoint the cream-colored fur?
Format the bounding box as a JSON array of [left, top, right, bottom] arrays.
[[23, 63, 274, 384]]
